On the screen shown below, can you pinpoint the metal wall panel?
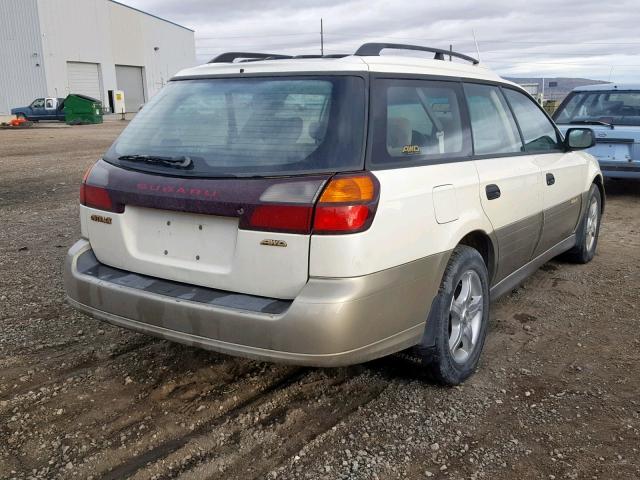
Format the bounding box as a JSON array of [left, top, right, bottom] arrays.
[[0, 0, 47, 115], [67, 62, 102, 100]]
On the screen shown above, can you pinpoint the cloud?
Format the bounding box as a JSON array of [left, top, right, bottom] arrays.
[[123, 0, 640, 82]]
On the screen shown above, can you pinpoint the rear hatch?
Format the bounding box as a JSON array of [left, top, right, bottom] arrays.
[[581, 125, 640, 165], [554, 89, 640, 167], [81, 75, 366, 299]]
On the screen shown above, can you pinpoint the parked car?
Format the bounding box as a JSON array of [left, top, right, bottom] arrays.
[[553, 83, 640, 179], [64, 43, 604, 385], [11, 97, 66, 121]]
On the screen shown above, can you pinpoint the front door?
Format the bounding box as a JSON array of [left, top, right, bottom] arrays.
[[465, 83, 544, 283], [501, 88, 585, 255], [30, 98, 45, 119]]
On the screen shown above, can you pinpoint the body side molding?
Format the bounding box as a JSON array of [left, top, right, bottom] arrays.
[[490, 235, 576, 300]]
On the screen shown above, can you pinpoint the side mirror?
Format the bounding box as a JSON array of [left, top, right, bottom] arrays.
[[565, 128, 596, 150]]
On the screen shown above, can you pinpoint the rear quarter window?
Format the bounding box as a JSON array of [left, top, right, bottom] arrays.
[[369, 79, 472, 167]]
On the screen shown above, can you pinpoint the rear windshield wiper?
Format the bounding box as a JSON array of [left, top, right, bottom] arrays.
[[118, 154, 193, 168], [567, 120, 614, 129]]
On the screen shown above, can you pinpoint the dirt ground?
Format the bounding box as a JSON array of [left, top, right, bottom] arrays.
[[1, 122, 639, 480]]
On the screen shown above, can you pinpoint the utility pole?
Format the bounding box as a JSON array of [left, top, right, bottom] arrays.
[[320, 18, 324, 56]]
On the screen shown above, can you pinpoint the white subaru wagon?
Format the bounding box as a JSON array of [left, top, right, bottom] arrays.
[[64, 43, 604, 385]]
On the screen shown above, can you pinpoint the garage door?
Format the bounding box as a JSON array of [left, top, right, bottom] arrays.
[[115, 65, 145, 112], [67, 62, 102, 101]]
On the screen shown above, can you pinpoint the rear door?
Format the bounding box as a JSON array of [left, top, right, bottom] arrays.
[[43, 98, 58, 119], [465, 83, 544, 283], [502, 87, 585, 255]]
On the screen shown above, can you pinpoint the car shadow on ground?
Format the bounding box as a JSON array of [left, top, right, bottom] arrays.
[[603, 178, 639, 197]]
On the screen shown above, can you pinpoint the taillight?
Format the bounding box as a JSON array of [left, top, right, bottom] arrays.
[[80, 164, 123, 213], [241, 173, 379, 235], [249, 205, 313, 233], [313, 173, 379, 234]]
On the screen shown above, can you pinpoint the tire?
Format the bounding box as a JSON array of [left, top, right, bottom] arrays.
[[15, 113, 27, 120], [413, 245, 490, 386], [565, 185, 602, 264]]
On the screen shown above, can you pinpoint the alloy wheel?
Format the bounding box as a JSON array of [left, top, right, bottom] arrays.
[[448, 270, 483, 364]]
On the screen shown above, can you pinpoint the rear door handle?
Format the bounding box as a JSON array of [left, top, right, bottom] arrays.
[[546, 173, 555, 186], [485, 184, 501, 200]]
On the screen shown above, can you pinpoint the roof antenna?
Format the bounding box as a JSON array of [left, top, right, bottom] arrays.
[[472, 29, 481, 63], [320, 18, 324, 56]]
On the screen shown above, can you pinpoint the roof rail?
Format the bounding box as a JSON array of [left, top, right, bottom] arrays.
[[354, 43, 479, 65], [209, 52, 293, 63], [292, 54, 349, 59]]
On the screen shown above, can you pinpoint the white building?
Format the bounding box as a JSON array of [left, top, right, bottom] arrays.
[[0, 0, 196, 115]]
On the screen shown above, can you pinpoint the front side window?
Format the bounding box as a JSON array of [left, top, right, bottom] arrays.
[[503, 88, 561, 152], [464, 84, 522, 155], [370, 79, 471, 166], [31, 99, 44, 108], [553, 90, 640, 126], [104, 76, 365, 177]]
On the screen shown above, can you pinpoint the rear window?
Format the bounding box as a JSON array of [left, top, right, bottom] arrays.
[[104, 76, 365, 177], [554, 90, 640, 126]]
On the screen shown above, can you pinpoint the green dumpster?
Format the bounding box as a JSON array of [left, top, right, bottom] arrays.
[[64, 94, 103, 125]]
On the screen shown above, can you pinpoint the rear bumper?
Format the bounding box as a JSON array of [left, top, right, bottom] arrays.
[[64, 239, 449, 366], [599, 161, 640, 179]]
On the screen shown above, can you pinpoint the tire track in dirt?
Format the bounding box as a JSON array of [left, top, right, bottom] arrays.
[[94, 367, 310, 480], [141, 368, 388, 480], [0, 337, 157, 403]]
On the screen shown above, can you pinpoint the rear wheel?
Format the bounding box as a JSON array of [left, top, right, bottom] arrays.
[[414, 245, 490, 385], [565, 185, 601, 264]]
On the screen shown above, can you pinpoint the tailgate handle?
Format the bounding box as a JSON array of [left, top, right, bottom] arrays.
[[485, 184, 501, 200], [546, 173, 556, 186]]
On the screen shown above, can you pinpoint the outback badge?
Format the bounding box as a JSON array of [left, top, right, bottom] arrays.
[[260, 239, 287, 247], [90, 214, 112, 225]]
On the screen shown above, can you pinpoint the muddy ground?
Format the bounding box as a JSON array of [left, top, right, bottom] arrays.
[[0, 122, 639, 480]]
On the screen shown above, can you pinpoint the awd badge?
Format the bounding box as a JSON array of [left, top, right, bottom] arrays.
[[260, 239, 287, 247]]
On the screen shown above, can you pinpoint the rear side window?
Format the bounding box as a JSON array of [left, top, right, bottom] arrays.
[[370, 79, 471, 166], [464, 83, 522, 155], [503, 88, 561, 152]]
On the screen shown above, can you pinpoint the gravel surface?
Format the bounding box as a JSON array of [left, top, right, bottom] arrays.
[[1, 122, 639, 480]]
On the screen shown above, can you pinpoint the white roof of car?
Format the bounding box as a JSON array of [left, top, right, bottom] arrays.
[[174, 54, 516, 87], [572, 83, 640, 92]]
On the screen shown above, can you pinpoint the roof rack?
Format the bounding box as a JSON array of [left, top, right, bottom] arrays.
[[209, 52, 293, 63], [209, 44, 479, 66], [354, 43, 479, 65]]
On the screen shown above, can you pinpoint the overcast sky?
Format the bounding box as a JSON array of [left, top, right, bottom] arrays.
[[124, 0, 640, 82]]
